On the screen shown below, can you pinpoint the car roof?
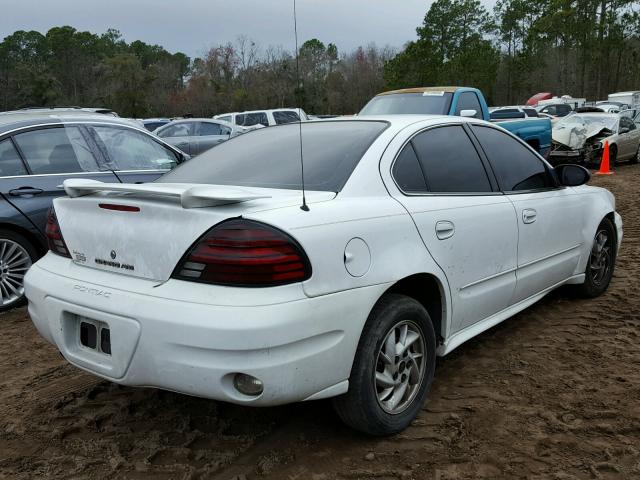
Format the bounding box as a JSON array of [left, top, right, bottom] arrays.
[[157, 118, 236, 128], [376, 86, 461, 96], [0, 111, 144, 136], [568, 112, 619, 118]]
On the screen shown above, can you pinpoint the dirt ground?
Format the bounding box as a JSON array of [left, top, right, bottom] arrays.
[[1, 166, 639, 480]]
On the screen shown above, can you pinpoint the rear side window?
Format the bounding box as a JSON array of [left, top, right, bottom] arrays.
[[157, 123, 193, 138], [0, 139, 28, 176], [237, 112, 268, 127], [159, 121, 389, 192], [410, 125, 492, 193], [218, 115, 232, 123], [454, 92, 483, 119], [471, 125, 554, 191], [523, 108, 538, 117], [91, 126, 179, 171], [273, 111, 301, 125], [197, 122, 223, 136], [392, 144, 427, 193], [13, 126, 100, 174]]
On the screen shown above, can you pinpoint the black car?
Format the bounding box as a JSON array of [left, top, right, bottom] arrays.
[[0, 111, 187, 310]]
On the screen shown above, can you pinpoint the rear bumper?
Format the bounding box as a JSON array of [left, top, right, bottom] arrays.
[[25, 254, 388, 406]]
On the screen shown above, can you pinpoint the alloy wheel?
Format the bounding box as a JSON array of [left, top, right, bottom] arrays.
[[0, 239, 31, 307], [374, 320, 426, 414], [589, 229, 611, 287]]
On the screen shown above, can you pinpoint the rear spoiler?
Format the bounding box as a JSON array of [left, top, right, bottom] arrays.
[[63, 179, 270, 208]]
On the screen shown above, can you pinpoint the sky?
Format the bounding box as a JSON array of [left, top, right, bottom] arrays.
[[0, 0, 432, 58]]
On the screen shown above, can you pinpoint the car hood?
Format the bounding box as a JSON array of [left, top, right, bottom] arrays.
[[553, 122, 614, 150]]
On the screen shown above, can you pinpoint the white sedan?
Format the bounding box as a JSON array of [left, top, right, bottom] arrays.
[[25, 116, 622, 435]]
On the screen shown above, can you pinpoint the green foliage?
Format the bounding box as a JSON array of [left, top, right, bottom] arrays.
[[0, 26, 189, 116], [387, 0, 640, 105]]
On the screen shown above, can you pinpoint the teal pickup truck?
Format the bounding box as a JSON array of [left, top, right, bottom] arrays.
[[359, 86, 552, 158]]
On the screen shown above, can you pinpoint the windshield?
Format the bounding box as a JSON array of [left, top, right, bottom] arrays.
[[359, 92, 453, 115], [555, 115, 618, 132], [158, 120, 389, 192]]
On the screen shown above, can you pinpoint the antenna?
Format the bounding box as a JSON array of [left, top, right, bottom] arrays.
[[293, 0, 309, 211]]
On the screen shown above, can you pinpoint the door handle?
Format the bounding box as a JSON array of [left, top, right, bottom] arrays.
[[522, 208, 537, 224], [435, 220, 455, 240], [9, 187, 44, 197]]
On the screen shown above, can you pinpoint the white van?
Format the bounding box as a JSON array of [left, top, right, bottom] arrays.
[[214, 108, 308, 127], [608, 91, 640, 107]]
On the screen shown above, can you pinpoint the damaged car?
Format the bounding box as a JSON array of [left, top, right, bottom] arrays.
[[549, 113, 640, 166]]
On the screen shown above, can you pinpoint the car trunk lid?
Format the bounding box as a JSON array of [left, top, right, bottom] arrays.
[[54, 180, 333, 282]]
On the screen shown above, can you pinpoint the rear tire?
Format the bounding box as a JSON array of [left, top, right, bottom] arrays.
[[332, 294, 436, 435], [574, 217, 616, 298], [0, 230, 37, 312]]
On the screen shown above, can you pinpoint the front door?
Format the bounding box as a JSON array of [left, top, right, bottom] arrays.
[[469, 124, 584, 303]]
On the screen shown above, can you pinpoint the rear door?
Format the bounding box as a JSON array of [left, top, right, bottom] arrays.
[[389, 124, 518, 332], [87, 124, 182, 184], [470, 124, 583, 302], [1, 125, 118, 234], [194, 121, 231, 154]]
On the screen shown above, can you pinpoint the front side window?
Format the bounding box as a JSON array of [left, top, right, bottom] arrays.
[[620, 116, 636, 132], [157, 122, 193, 138], [0, 139, 28, 176], [523, 108, 539, 117], [410, 125, 492, 193], [91, 126, 179, 171], [454, 92, 483, 119], [159, 121, 389, 192], [273, 111, 301, 125], [218, 115, 232, 123], [471, 125, 554, 191], [13, 126, 100, 174]]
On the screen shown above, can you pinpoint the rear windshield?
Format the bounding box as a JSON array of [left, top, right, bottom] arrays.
[[158, 120, 388, 192], [359, 92, 453, 115]]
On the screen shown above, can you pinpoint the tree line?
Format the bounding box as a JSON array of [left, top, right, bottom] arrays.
[[1, 0, 639, 117]]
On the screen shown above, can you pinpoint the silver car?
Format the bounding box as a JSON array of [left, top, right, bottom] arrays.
[[154, 119, 245, 156], [550, 112, 640, 165]]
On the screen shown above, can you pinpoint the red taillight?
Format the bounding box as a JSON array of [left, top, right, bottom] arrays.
[[99, 203, 140, 212], [173, 219, 311, 287], [46, 208, 71, 258]]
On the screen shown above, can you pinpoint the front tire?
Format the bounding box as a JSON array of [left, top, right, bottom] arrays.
[[332, 294, 436, 435], [631, 144, 639, 164], [609, 145, 618, 167], [0, 230, 37, 312], [575, 217, 616, 298]]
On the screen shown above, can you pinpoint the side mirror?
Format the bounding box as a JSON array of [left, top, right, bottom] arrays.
[[460, 109, 477, 118], [619, 127, 630, 134], [555, 164, 590, 187]]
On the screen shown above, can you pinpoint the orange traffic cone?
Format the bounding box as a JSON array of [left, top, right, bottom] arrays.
[[595, 140, 614, 175]]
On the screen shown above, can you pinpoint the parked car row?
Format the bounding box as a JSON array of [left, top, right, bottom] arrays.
[[0, 110, 187, 310]]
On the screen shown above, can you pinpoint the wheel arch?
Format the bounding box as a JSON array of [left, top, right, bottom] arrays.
[[0, 222, 46, 257], [382, 273, 447, 344]]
